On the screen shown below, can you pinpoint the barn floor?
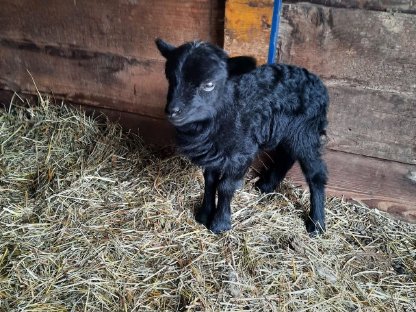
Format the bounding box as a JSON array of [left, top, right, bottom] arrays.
[[1, 95, 415, 312]]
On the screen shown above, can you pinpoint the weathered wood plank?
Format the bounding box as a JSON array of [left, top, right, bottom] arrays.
[[279, 3, 416, 94], [0, 42, 168, 119], [326, 84, 416, 164], [0, 0, 223, 120], [285, 149, 416, 223], [0, 0, 223, 61], [225, 1, 416, 164], [286, 0, 416, 14]]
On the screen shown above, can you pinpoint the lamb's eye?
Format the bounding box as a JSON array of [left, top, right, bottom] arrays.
[[201, 81, 215, 92]]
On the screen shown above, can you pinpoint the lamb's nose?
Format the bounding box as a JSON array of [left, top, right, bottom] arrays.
[[170, 107, 181, 117]]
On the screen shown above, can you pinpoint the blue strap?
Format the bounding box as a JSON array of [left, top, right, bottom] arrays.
[[267, 0, 282, 64]]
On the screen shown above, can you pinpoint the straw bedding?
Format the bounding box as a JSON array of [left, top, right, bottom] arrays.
[[0, 94, 415, 312]]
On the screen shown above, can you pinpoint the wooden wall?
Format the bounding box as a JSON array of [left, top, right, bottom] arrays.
[[0, 0, 224, 144], [225, 0, 416, 222]]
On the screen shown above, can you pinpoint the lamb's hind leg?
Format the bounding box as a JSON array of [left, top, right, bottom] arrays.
[[256, 144, 296, 193], [195, 169, 220, 226], [298, 151, 328, 236]]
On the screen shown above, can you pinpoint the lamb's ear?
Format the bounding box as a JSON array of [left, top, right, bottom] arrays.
[[227, 56, 257, 76], [155, 38, 175, 58]]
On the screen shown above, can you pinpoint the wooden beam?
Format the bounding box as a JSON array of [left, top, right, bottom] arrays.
[[326, 84, 416, 164], [278, 3, 416, 95], [0, 0, 223, 60], [0, 43, 168, 119]]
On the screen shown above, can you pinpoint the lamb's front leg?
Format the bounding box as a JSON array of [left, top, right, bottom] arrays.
[[209, 175, 241, 234], [195, 169, 220, 226]]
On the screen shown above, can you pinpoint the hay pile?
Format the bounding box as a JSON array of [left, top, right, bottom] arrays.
[[1, 94, 415, 312]]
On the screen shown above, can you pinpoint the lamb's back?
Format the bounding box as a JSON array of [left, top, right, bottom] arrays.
[[236, 64, 327, 115], [234, 64, 328, 148]]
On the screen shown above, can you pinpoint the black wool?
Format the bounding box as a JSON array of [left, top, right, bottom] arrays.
[[156, 39, 329, 235]]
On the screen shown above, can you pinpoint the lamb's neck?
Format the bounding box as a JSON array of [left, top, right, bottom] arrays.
[[175, 118, 224, 167], [176, 118, 214, 147]]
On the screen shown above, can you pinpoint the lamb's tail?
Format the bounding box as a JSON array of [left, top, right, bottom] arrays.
[[319, 121, 328, 147], [319, 118, 328, 134]]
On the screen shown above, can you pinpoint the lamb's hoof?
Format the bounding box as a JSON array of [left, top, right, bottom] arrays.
[[209, 218, 232, 234], [195, 209, 211, 227], [255, 178, 276, 194], [306, 219, 326, 237]]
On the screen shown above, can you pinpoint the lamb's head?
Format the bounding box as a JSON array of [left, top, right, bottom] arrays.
[[155, 39, 228, 127], [155, 39, 256, 127]]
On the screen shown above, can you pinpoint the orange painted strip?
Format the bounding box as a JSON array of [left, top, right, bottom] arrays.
[[225, 0, 273, 63]]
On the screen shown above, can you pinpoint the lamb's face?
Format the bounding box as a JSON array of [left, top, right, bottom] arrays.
[[156, 39, 228, 127]]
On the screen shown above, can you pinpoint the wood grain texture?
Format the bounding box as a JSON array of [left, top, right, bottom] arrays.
[[326, 84, 416, 164], [0, 0, 224, 120], [0, 0, 223, 60], [0, 44, 168, 119], [286, 0, 416, 13], [279, 3, 416, 94], [225, 1, 416, 164]]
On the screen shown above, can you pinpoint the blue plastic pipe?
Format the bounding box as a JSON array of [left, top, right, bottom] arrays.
[[267, 0, 282, 64]]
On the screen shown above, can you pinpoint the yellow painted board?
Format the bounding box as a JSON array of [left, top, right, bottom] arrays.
[[224, 0, 274, 64]]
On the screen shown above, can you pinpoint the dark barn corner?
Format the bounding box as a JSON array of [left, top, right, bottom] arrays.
[[0, 1, 415, 311]]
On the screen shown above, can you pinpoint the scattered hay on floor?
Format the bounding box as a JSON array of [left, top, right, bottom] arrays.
[[0, 94, 415, 312]]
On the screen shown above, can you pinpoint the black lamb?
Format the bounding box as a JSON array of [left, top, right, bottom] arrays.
[[155, 39, 329, 235]]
